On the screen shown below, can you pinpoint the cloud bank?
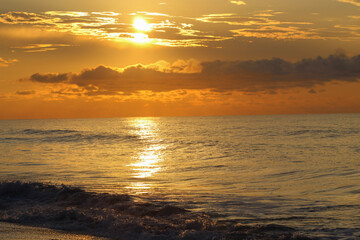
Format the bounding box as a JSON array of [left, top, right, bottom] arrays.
[[25, 54, 360, 95]]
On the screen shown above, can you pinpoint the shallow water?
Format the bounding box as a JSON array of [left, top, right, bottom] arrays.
[[0, 114, 359, 239]]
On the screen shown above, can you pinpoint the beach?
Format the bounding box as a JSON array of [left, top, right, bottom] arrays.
[[0, 222, 108, 240]]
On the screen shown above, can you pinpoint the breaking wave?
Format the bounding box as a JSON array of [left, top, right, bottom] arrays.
[[0, 181, 313, 240]]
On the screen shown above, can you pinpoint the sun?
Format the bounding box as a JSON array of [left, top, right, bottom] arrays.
[[133, 17, 151, 32]]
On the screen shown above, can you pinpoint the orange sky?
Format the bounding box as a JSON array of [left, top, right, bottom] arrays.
[[0, 0, 359, 119]]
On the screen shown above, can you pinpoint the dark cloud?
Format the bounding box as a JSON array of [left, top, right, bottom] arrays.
[[25, 54, 360, 95], [199, 15, 270, 25], [56, 18, 100, 24], [0, 12, 50, 24], [200, 54, 360, 90], [80, 24, 130, 32], [29, 73, 69, 83], [16, 90, 35, 95], [71, 65, 193, 93], [149, 27, 217, 40]]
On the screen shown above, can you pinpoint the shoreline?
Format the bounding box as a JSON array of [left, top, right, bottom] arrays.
[[0, 181, 315, 240], [0, 221, 108, 240]]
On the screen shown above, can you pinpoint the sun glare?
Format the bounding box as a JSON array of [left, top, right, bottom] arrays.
[[133, 18, 151, 32], [132, 33, 151, 44]]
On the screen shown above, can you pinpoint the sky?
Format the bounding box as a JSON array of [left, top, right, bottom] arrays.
[[0, 0, 359, 119]]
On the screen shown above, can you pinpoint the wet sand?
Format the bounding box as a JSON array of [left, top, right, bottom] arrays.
[[0, 222, 109, 240]]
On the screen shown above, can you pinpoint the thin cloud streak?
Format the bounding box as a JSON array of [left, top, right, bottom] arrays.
[[12, 44, 72, 53]]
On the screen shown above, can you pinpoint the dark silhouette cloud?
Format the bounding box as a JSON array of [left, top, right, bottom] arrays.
[[25, 54, 360, 95], [16, 90, 35, 95], [30, 73, 69, 83]]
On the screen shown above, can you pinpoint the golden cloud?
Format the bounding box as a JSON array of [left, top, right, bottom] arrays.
[[0, 57, 18, 67], [1, 9, 359, 47], [230, 1, 246, 6], [0, 11, 227, 47], [338, 0, 360, 7]]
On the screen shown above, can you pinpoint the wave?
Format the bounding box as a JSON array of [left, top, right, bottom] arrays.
[[284, 128, 360, 138], [0, 181, 314, 240], [1, 129, 139, 143], [21, 129, 79, 135]]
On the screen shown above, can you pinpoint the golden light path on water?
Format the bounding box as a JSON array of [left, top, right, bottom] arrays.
[[125, 118, 165, 194]]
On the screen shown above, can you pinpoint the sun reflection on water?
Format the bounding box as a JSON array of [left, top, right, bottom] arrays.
[[126, 118, 166, 194], [124, 182, 151, 194], [131, 118, 158, 140], [130, 145, 164, 178]]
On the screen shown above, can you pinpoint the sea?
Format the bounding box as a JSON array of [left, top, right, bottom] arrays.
[[0, 114, 359, 239]]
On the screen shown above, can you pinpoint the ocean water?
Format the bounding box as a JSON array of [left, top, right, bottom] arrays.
[[0, 114, 359, 239]]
